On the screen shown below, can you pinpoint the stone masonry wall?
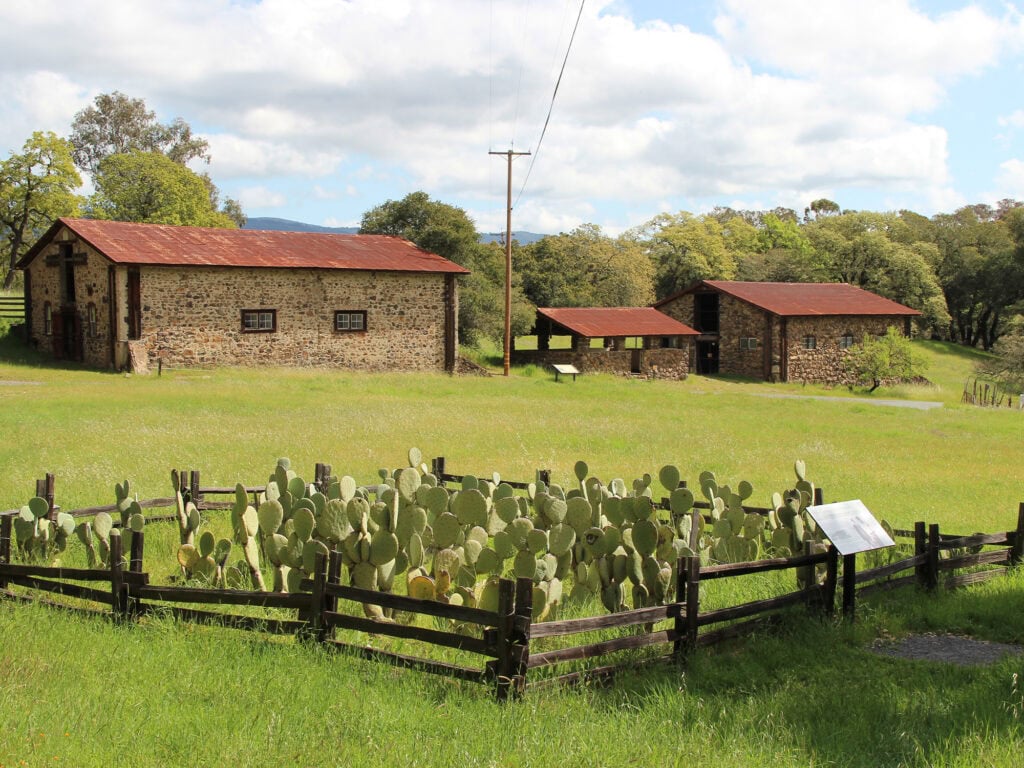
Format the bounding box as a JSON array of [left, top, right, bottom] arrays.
[[24, 227, 113, 369], [655, 289, 913, 383], [138, 266, 452, 371], [717, 294, 769, 378], [784, 316, 907, 385], [512, 345, 690, 379]]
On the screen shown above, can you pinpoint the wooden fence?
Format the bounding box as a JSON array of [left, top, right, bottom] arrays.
[[2, 465, 1023, 700], [0, 295, 24, 321]]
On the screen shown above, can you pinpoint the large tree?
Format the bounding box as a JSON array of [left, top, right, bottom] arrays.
[[69, 91, 242, 225], [804, 211, 950, 333], [931, 205, 1024, 348], [360, 191, 533, 345], [627, 212, 736, 299], [69, 91, 210, 176], [0, 132, 82, 288], [86, 150, 236, 228], [518, 224, 654, 308]]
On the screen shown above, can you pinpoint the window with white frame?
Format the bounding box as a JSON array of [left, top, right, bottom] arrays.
[[334, 310, 367, 332], [739, 337, 758, 351], [241, 309, 276, 333], [838, 333, 854, 349], [802, 335, 817, 350]]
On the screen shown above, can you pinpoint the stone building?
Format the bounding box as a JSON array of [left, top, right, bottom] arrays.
[[654, 280, 920, 384], [511, 307, 699, 379], [18, 218, 468, 373]]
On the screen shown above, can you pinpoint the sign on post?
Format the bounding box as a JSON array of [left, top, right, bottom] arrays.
[[806, 499, 894, 556]]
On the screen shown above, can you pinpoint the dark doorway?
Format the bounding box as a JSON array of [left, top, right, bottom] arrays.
[[696, 340, 719, 374], [630, 348, 642, 374], [61, 308, 82, 361], [694, 292, 719, 333]]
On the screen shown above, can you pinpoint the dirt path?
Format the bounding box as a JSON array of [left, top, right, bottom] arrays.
[[751, 392, 943, 410]]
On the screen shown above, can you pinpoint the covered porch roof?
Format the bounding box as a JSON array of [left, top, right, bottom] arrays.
[[536, 307, 699, 338]]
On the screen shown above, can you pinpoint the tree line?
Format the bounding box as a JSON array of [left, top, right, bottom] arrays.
[[1, 92, 243, 289], [3, 92, 1024, 362], [361, 192, 1024, 354]]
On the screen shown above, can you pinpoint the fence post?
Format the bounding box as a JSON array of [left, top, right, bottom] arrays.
[[510, 577, 533, 698], [841, 553, 856, 620], [913, 522, 927, 588], [128, 530, 145, 617], [327, 549, 342, 618], [309, 551, 328, 644], [822, 545, 838, 618], [926, 523, 941, 591], [684, 554, 701, 651], [431, 456, 446, 485], [37, 474, 56, 523], [1010, 503, 1024, 566], [493, 578, 516, 702], [109, 533, 127, 619], [0, 514, 11, 592], [189, 471, 202, 509], [673, 556, 688, 660]]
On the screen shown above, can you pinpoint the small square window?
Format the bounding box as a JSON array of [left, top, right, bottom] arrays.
[[839, 334, 854, 349], [740, 337, 758, 351], [802, 335, 817, 350], [334, 310, 367, 333], [241, 309, 276, 333]]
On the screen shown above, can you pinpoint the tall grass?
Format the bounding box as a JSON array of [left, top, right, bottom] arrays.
[[2, 335, 1023, 766]]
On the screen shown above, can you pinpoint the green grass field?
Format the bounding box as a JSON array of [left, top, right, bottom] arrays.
[[2, 334, 1024, 766]]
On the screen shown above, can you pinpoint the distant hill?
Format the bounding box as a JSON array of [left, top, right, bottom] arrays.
[[244, 217, 358, 234], [246, 216, 546, 245]]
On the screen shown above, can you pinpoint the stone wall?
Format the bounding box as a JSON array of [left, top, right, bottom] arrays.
[[512, 345, 690, 379], [24, 227, 114, 369], [138, 265, 452, 371], [783, 316, 906, 385], [23, 223, 458, 373], [656, 288, 913, 383]]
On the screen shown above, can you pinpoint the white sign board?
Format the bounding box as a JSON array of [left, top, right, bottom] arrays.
[[806, 499, 895, 556]]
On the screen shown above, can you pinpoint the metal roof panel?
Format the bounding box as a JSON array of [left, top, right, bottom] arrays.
[[657, 281, 920, 317], [24, 218, 470, 274], [538, 307, 699, 337]]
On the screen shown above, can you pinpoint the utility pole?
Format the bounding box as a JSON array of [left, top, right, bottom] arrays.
[[489, 149, 530, 376]]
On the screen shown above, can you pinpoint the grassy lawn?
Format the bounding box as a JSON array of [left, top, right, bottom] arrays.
[[1, 332, 1023, 766]]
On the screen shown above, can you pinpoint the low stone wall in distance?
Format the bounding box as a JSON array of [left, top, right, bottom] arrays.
[[511, 347, 689, 379]]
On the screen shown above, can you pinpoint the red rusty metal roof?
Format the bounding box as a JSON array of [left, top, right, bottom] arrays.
[[656, 280, 920, 317], [19, 218, 470, 274], [538, 307, 699, 337]]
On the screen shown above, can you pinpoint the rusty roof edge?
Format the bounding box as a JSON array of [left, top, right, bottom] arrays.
[[19, 218, 470, 275]]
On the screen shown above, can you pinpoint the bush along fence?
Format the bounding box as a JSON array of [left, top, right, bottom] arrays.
[[2, 457, 1023, 700]]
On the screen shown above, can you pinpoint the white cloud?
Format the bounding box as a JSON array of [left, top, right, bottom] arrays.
[[993, 158, 1024, 196], [999, 110, 1024, 129], [237, 185, 287, 209], [205, 134, 343, 178], [0, 0, 1021, 230]]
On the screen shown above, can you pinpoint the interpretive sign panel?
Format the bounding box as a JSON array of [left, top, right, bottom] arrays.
[[551, 364, 580, 382], [806, 499, 894, 556]]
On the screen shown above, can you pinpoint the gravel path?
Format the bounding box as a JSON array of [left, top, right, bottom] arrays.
[[871, 633, 1024, 666]]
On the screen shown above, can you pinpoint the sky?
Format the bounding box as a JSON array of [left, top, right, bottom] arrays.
[[1, 0, 1023, 236]]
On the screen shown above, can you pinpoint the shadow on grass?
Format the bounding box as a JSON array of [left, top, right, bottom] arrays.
[[0, 326, 97, 374]]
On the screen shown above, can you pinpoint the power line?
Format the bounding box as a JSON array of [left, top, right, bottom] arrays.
[[514, 0, 585, 208]]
